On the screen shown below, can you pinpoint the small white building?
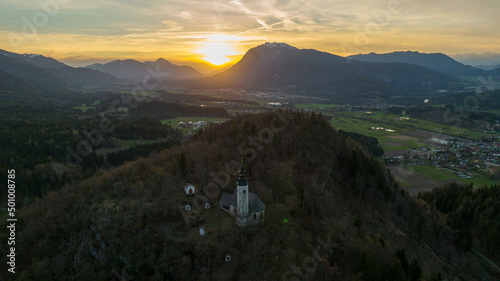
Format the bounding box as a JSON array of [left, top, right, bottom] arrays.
[[184, 183, 195, 196]]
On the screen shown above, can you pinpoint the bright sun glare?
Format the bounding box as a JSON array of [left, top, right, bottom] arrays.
[[197, 41, 239, 66]]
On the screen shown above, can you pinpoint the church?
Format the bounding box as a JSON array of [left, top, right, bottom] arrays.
[[218, 160, 265, 227]]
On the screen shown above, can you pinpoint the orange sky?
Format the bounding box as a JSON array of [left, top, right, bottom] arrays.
[[1, 0, 499, 73]]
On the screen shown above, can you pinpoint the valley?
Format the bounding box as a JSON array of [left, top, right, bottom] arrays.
[[0, 43, 499, 280]]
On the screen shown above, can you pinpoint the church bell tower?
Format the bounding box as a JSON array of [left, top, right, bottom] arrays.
[[236, 159, 249, 226]]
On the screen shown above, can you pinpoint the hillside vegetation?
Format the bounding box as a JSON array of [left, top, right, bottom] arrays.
[[419, 183, 500, 262], [1, 111, 487, 280]]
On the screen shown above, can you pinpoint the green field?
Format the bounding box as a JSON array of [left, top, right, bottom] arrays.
[[162, 117, 230, 134], [383, 142, 424, 151], [74, 100, 101, 112], [407, 165, 499, 187], [74, 104, 96, 112], [461, 176, 499, 187], [482, 109, 500, 115], [332, 111, 492, 140], [331, 116, 397, 141], [295, 103, 341, 109], [407, 165, 460, 181]]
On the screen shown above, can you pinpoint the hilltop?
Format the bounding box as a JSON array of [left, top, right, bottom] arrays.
[[1, 111, 485, 280]]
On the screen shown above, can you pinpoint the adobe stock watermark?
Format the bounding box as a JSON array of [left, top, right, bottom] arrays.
[[282, 232, 337, 280], [64, 64, 171, 168], [442, 74, 495, 127], [177, 110, 296, 224], [177, 110, 293, 223], [213, 0, 230, 21], [204, 110, 295, 198], [339, 0, 409, 60], [8, 0, 70, 52], [396, 74, 496, 182]]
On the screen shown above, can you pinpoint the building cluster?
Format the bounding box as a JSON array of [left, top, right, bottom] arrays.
[[178, 120, 224, 130], [384, 136, 500, 177]]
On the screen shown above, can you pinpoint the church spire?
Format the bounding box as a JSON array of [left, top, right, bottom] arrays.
[[237, 157, 248, 186]]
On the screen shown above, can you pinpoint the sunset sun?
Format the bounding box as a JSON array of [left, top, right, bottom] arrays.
[[196, 42, 239, 66]]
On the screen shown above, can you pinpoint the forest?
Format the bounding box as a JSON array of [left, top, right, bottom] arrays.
[[0, 111, 493, 280], [0, 87, 230, 205], [419, 182, 500, 262]]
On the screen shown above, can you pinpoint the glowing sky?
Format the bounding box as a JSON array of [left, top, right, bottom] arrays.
[[1, 0, 499, 72]]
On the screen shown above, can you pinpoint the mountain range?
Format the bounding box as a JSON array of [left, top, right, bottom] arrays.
[[195, 42, 458, 95], [86, 58, 203, 80], [0, 49, 119, 88], [474, 64, 500, 71], [348, 51, 485, 76], [451, 52, 500, 68], [2, 43, 499, 95]]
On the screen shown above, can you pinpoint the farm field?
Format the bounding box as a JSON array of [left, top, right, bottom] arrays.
[[329, 109, 496, 156], [331, 114, 430, 153], [162, 117, 230, 134], [482, 109, 500, 115], [73, 100, 101, 112], [332, 111, 491, 139], [389, 164, 499, 195], [407, 165, 461, 182], [388, 165, 447, 195], [294, 103, 341, 109]]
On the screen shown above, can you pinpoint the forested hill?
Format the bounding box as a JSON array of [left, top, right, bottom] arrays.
[[3, 111, 482, 280], [419, 183, 500, 262]]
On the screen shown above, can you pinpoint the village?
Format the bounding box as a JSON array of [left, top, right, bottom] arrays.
[[384, 135, 500, 180]]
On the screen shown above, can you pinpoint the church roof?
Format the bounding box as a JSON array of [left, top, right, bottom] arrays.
[[218, 190, 265, 213], [248, 193, 265, 212], [219, 192, 233, 207]]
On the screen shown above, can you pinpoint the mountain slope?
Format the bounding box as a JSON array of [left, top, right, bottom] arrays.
[[348, 51, 484, 76], [0, 69, 48, 97], [199, 43, 456, 95], [0, 52, 67, 87], [0, 49, 119, 87], [0, 49, 65, 69], [87, 58, 203, 80], [47, 65, 119, 87], [489, 67, 500, 77]]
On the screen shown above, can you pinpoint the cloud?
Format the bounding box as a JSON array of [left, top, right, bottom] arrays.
[[0, 0, 498, 67]]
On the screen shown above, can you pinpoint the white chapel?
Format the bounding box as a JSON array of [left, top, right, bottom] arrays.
[[218, 160, 265, 227]]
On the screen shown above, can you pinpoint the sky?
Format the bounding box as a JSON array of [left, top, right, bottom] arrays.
[[1, 0, 499, 73]]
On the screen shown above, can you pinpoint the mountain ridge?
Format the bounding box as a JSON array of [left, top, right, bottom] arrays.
[[194, 42, 456, 96], [86, 58, 204, 80], [348, 51, 484, 76], [0, 49, 119, 87]]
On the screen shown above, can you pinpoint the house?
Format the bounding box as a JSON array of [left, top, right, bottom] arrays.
[[184, 183, 195, 196], [218, 160, 265, 227]]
